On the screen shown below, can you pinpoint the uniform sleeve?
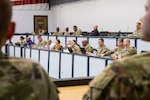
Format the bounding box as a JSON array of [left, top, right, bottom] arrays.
[[121, 47, 137, 57], [41, 68, 59, 100], [83, 64, 117, 100]]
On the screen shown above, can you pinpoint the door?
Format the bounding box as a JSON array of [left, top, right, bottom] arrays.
[[34, 16, 48, 34]]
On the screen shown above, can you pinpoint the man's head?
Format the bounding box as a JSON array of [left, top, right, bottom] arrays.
[[56, 27, 60, 32], [123, 38, 130, 47], [82, 40, 88, 46], [47, 40, 52, 45], [98, 38, 104, 47], [141, 0, 150, 41], [117, 38, 124, 47], [26, 36, 30, 41], [65, 27, 69, 32], [73, 26, 77, 32], [37, 35, 42, 42], [20, 36, 25, 41], [136, 22, 141, 30], [0, 0, 15, 47], [93, 25, 98, 30], [70, 39, 76, 47]]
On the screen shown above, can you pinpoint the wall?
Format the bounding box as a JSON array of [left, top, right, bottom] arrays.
[[12, 10, 54, 33], [51, 0, 146, 32]]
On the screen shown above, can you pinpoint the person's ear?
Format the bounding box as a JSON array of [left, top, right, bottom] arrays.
[[7, 21, 16, 39]]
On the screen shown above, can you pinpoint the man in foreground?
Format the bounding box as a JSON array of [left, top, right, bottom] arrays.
[[83, 0, 150, 99], [0, 0, 59, 100]]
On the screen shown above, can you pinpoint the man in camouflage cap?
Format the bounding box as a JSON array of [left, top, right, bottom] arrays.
[[0, 0, 59, 100], [83, 0, 150, 99]]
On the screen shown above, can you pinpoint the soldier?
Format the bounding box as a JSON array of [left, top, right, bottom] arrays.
[[100, 38, 124, 57], [127, 22, 141, 38], [53, 27, 63, 36], [87, 38, 110, 56], [111, 38, 137, 59], [82, 40, 93, 53], [0, 0, 59, 100], [37, 35, 47, 48], [96, 38, 110, 56], [83, 0, 150, 99], [66, 39, 81, 54], [72, 25, 82, 36]]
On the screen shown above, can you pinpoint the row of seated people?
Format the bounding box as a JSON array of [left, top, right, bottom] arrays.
[[39, 22, 141, 37], [11, 35, 137, 59]]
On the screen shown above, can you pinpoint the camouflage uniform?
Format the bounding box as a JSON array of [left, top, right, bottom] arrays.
[[104, 46, 124, 56], [38, 40, 47, 47], [128, 29, 141, 38], [0, 52, 59, 100], [20, 40, 26, 47], [72, 44, 81, 53], [74, 28, 82, 36], [97, 45, 110, 56], [120, 46, 137, 57], [83, 52, 150, 100], [53, 31, 63, 36], [83, 44, 93, 53]]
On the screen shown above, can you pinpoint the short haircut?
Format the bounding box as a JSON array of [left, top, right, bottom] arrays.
[[99, 38, 104, 42], [117, 38, 123, 42], [20, 36, 25, 40], [56, 39, 60, 44], [137, 22, 141, 25], [73, 25, 77, 28]]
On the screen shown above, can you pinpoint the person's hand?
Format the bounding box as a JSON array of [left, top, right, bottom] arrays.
[[111, 54, 118, 59], [118, 55, 122, 59], [114, 51, 120, 55], [100, 54, 105, 57]]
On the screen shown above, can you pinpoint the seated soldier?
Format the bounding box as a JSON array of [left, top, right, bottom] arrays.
[[72, 25, 82, 36], [81, 39, 93, 54], [37, 35, 47, 49], [88, 38, 110, 56], [64, 39, 81, 54], [100, 38, 124, 57], [127, 22, 141, 38], [15, 36, 26, 47], [111, 38, 137, 59], [53, 27, 63, 36]]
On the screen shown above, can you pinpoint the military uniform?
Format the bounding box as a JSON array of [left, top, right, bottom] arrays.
[[20, 40, 26, 46], [53, 31, 63, 36], [74, 28, 82, 36], [120, 46, 137, 57], [0, 52, 59, 100], [83, 44, 93, 53], [128, 29, 141, 38], [38, 40, 47, 48], [104, 46, 124, 56], [97, 45, 110, 56], [83, 52, 150, 100], [72, 44, 81, 53]]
